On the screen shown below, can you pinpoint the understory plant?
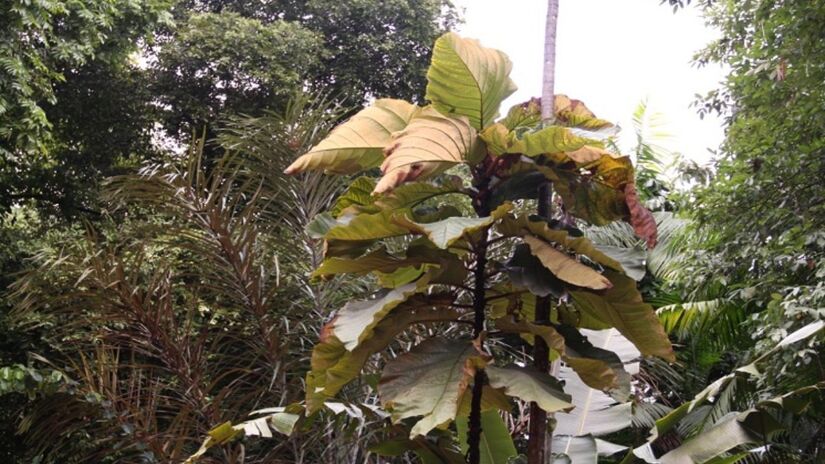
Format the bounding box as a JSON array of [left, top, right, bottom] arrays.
[[280, 32, 675, 463]]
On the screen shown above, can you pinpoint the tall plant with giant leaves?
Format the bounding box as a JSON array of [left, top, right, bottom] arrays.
[[189, 32, 674, 463]]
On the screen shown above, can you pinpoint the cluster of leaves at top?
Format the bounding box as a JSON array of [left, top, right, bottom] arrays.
[[285, 32, 674, 459]]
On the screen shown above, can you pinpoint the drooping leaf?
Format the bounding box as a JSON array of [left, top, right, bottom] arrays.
[[594, 244, 647, 281], [375, 107, 478, 193], [378, 338, 487, 437], [504, 243, 567, 298], [486, 365, 573, 413], [480, 123, 614, 157], [557, 326, 634, 400], [624, 182, 658, 249], [523, 235, 612, 290], [285, 99, 419, 175], [497, 214, 624, 273], [551, 434, 628, 464], [555, 366, 632, 437], [570, 270, 675, 362], [394, 202, 512, 249], [312, 247, 437, 279], [333, 280, 430, 350], [426, 32, 517, 129], [306, 303, 459, 413], [554, 95, 614, 130], [456, 410, 518, 464], [499, 98, 541, 130]]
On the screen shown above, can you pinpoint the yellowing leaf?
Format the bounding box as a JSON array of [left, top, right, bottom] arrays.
[[554, 95, 614, 130], [571, 270, 675, 362], [523, 235, 612, 290], [394, 202, 512, 249], [285, 99, 419, 175], [375, 108, 478, 194], [486, 365, 573, 413], [378, 338, 486, 437], [426, 32, 517, 129]]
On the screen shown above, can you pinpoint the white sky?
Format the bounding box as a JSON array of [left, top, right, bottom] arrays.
[[452, 0, 726, 164]]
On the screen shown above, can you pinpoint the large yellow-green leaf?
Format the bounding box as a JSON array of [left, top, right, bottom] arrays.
[[306, 301, 458, 413], [333, 279, 429, 350], [378, 338, 486, 437], [425, 32, 517, 129], [523, 235, 613, 290], [486, 365, 573, 413], [285, 99, 419, 175], [330, 176, 378, 217], [324, 208, 411, 241], [394, 202, 512, 249], [375, 108, 478, 194], [570, 270, 675, 362]]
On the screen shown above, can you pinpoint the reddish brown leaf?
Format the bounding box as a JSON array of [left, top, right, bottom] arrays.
[[624, 182, 657, 249]]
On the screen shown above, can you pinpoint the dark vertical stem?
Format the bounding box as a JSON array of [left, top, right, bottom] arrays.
[[468, 182, 491, 464], [529, 1, 560, 463]]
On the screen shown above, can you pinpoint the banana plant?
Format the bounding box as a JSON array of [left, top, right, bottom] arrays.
[[281, 32, 674, 463]]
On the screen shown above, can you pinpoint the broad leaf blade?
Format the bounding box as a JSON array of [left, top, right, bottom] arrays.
[[486, 364, 573, 413], [285, 99, 419, 175], [456, 410, 518, 464], [523, 235, 612, 290], [426, 32, 517, 129], [376, 107, 477, 193], [378, 338, 485, 437]]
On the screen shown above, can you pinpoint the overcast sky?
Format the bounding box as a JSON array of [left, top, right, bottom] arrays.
[[451, 0, 726, 164]]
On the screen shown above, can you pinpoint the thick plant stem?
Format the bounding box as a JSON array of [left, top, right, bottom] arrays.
[[468, 185, 492, 464], [529, 1, 560, 463]]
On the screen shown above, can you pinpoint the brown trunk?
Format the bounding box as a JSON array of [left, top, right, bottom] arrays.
[[528, 1, 559, 463]]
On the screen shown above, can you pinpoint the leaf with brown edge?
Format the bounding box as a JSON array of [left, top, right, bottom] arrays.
[[378, 338, 488, 437], [624, 182, 658, 249], [554, 94, 614, 130], [523, 235, 613, 290], [375, 108, 478, 194], [285, 99, 419, 175]]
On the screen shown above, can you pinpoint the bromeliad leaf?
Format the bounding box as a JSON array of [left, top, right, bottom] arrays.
[[486, 364, 573, 413], [426, 32, 517, 129], [378, 338, 487, 437], [285, 99, 419, 175], [523, 235, 613, 290], [376, 107, 478, 193], [394, 202, 513, 249]]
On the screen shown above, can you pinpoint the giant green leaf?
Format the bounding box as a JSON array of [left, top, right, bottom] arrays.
[[306, 302, 458, 413], [479, 123, 614, 157], [456, 410, 518, 464], [394, 202, 512, 249], [570, 270, 675, 362], [486, 365, 573, 413], [375, 107, 478, 193], [504, 243, 567, 298], [523, 235, 613, 290], [378, 338, 486, 437], [426, 32, 517, 129], [333, 280, 429, 350], [324, 208, 411, 241], [285, 99, 419, 175]]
